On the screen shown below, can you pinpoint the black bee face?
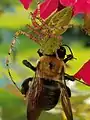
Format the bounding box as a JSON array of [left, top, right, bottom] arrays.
[[56, 46, 66, 59], [37, 46, 66, 60]]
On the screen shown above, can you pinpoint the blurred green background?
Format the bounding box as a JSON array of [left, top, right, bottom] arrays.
[[0, 0, 90, 120]]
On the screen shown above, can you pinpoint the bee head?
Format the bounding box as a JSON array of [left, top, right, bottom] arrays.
[[37, 46, 66, 59], [56, 46, 66, 59]]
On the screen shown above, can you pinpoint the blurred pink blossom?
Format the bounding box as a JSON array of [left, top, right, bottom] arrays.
[[34, 0, 64, 19], [19, 0, 64, 19], [19, 0, 90, 17], [20, 0, 32, 9], [60, 0, 90, 14], [74, 60, 90, 86]]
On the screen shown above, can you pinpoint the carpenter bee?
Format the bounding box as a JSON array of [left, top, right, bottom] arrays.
[[21, 45, 75, 120]]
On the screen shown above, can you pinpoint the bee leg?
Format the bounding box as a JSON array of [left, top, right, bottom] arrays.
[[37, 49, 43, 57], [64, 73, 75, 81], [21, 77, 33, 96], [22, 60, 36, 72], [66, 86, 71, 97]]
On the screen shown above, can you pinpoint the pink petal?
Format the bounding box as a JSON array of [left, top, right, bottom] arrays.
[[85, 0, 90, 13], [20, 0, 32, 9], [74, 60, 90, 85], [34, 0, 64, 19], [60, 0, 77, 6], [60, 0, 90, 14], [74, 0, 86, 14], [72, 0, 90, 14], [57, 0, 65, 11], [40, 0, 59, 19]]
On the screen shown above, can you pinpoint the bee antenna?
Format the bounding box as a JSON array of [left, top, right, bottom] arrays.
[[62, 44, 73, 56]]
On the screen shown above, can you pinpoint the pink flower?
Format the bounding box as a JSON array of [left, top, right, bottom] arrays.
[[60, 0, 90, 14], [60, 0, 76, 6], [19, 0, 64, 19], [74, 60, 90, 85], [34, 0, 64, 19], [20, 0, 32, 9]]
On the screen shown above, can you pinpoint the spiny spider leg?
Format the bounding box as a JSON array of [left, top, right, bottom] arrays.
[[34, 1, 70, 35], [30, 13, 53, 38], [6, 30, 40, 69], [26, 24, 44, 38], [30, 2, 52, 36], [26, 23, 56, 46], [30, 12, 51, 37], [36, 0, 41, 17], [30, 1, 57, 38], [6, 30, 40, 94], [33, 16, 63, 38], [36, 0, 51, 29], [14, 30, 40, 44], [30, 12, 42, 29], [30, 0, 43, 29], [32, 14, 58, 38]]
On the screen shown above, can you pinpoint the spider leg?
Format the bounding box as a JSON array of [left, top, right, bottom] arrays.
[[36, 0, 41, 17], [35, 15, 52, 35], [31, 13, 51, 37], [30, 2, 58, 39], [6, 30, 40, 87], [30, 0, 43, 29], [14, 30, 40, 44], [26, 24, 44, 39], [30, 7, 52, 36], [30, 12, 42, 29], [30, 12, 52, 39], [6, 30, 40, 64]]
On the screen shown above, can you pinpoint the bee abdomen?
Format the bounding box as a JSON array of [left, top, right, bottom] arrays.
[[40, 78, 60, 110]]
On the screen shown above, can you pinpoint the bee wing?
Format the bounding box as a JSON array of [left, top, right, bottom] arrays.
[[60, 86, 73, 120], [26, 77, 43, 119], [27, 77, 43, 110]]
